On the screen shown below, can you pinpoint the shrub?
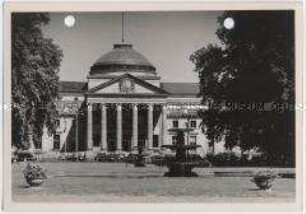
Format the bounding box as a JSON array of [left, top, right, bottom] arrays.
[[23, 163, 47, 185], [206, 152, 292, 167], [206, 152, 242, 167]]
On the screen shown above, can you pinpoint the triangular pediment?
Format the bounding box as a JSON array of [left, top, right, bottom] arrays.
[[87, 74, 169, 96]]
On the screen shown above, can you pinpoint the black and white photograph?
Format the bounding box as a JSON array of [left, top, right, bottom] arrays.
[[2, 1, 304, 212]]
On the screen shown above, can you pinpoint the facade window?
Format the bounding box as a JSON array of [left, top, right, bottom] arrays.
[[189, 136, 197, 145], [122, 139, 131, 152], [93, 134, 100, 147], [55, 119, 60, 127], [107, 139, 117, 152], [36, 141, 42, 150], [153, 135, 159, 147], [172, 120, 179, 128], [53, 135, 60, 150], [74, 97, 79, 101], [190, 120, 197, 128], [172, 136, 177, 145]]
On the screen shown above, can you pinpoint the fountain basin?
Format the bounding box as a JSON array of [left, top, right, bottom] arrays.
[[26, 177, 45, 186], [164, 162, 198, 177]]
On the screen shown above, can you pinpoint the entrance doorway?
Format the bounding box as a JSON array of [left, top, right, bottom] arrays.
[[122, 137, 132, 151], [138, 138, 146, 149], [107, 138, 116, 152]]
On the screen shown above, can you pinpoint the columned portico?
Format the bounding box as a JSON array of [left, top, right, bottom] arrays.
[[86, 101, 168, 152]]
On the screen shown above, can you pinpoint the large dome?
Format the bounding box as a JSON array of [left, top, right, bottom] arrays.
[[89, 44, 156, 76]]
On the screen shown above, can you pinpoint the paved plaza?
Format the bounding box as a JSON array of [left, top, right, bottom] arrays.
[[12, 162, 295, 203]]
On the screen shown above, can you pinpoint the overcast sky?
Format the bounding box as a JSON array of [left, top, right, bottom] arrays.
[[44, 11, 222, 83]]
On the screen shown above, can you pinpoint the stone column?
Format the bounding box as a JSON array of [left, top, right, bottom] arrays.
[[158, 105, 163, 147], [147, 104, 153, 149], [101, 104, 107, 151], [132, 104, 138, 149], [116, 104, 122, 151], [161, 104, 168, 146], [87, 103, 93, 150]]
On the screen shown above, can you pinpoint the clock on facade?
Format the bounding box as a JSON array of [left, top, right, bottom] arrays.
[[119, 78, 135, 93]]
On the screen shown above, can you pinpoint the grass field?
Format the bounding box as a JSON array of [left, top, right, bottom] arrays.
[[12, 162, 295, 203]]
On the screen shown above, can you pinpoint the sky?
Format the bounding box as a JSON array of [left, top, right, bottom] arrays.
[[44, 11, 222, 83]]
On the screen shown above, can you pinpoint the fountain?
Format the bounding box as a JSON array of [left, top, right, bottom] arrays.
[[162, 127, 201, 177]]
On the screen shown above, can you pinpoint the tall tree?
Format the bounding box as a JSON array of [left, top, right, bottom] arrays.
[[190, 11, 294, 165], [12, 13, 63, 149]]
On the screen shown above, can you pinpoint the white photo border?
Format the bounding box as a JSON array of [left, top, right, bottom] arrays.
[[2, 0, 304, 212]]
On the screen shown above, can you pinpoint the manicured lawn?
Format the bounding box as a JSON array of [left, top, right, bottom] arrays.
[[12, 162, 295, 203]]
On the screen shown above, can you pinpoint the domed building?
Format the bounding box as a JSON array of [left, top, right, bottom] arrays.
[[41, 43, 226, 158]]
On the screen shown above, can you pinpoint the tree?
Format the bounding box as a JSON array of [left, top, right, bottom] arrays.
[[12, 13, 63, 149], [190, 11, 294, 165]]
